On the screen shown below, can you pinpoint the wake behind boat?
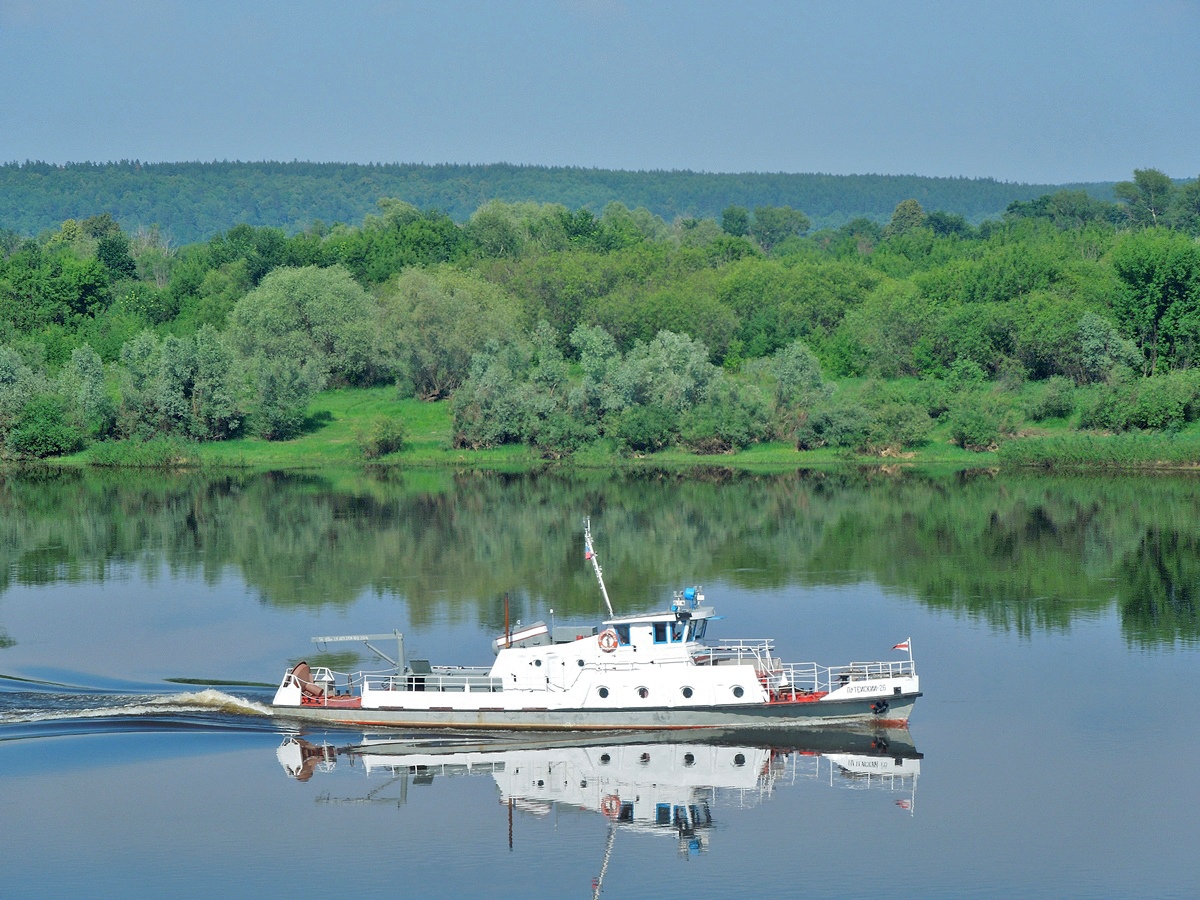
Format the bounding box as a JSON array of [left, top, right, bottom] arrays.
[[270, 519, 921, 730]]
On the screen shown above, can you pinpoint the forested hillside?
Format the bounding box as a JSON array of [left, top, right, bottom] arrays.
[[0, 160, 1113, 244], [1, 167, 1198, 463]]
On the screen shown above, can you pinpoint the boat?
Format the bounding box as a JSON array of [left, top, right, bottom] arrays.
[[270, 519, 921, 730]]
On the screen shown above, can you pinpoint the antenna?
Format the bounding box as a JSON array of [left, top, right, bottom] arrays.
[[583, 517, 615, 618]]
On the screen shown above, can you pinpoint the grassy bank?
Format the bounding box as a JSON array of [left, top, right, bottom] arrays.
[[63, 386, 985, 470], [58, 385, 1200, 472]]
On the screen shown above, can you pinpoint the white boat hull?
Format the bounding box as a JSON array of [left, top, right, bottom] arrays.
[[270, 691, 919, 731]]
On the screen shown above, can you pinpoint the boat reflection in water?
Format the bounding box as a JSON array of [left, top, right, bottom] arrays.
[[278, 727, 922, 876]]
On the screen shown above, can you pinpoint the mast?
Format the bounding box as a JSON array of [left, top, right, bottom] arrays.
[[584, 517, 615, 618]]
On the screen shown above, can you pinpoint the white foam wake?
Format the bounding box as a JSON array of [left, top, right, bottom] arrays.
[[0, 689, 271, 724]]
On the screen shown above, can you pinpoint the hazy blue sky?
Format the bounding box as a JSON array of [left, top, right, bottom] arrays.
[[2, 0, 1197, 184]]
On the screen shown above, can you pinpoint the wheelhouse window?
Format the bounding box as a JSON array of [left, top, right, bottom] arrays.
[[670, 620, 686, 642], [690, 620, 708, 641], [615, 624, 631, 645], [653, 622, 668, 643]]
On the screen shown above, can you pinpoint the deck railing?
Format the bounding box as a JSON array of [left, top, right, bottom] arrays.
[[776, 659, 916, 694], [362, 666, 503, 694], [691, 639, 779, 670]]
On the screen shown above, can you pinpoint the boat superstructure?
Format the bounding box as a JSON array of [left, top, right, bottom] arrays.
[[271, 519, 920, 730]]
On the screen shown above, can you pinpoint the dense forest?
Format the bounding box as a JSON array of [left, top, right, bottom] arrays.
[[0, 160, 1114, 244], [0, 165, 1198, 462]]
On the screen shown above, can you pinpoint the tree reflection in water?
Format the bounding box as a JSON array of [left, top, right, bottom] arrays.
[[0, 467, 1198, 647]]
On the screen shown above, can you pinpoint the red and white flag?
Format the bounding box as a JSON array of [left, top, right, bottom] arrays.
[[585, 543, 594, 560], [896, 798, 912, 810], [892, 640, 910, 651]]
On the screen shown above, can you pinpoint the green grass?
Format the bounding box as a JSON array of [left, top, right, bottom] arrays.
[[44, 377, 1200, 473], [59, 384, 1003, 471]]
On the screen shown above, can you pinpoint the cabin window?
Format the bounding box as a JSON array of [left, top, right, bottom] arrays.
[[598, 686, 609, 699], [681, 686, 694, 699], [732, 685, 744, 699], [619, 802, 634, 822], [656, 804, 671, 825], [670, 620, 686, 642], [600, 753, 611, 764], [637, 686, 649, 699], [653, 622, 668, 643], [683, 753, 695, 767], [615, 624, 631, 645], [733, 753, 746, 767]]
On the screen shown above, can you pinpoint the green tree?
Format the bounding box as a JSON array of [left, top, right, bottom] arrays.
[[57, 344, 114, 437], [7, 395, 85, 458], [190, 325, 242, 439], [884, 199, 927, 238], [1169, 176, 1200, 236], [1110, 229, 1200, 372], [246, 354, 325, 440], [96, 232, 137, 280], [721, 205, 750, 237], [1114, 168, 1175, 228], [380, 267, 522, 400], [229, 264, 380, 385], [751, 206, 811, 252], [0, 346, 42, 434]]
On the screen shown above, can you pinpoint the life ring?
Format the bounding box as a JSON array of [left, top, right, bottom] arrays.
[[601, 794, 621, 818], [598, 629, 619, 652], [870, 699, 890, 715]]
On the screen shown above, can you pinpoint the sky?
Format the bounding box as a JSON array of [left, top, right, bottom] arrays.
[[1, 0, 1198, 184]]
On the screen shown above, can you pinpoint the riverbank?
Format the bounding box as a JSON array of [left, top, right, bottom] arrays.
[[50, 385, 1200, 471]]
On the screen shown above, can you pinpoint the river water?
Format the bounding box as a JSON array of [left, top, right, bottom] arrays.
[[1, 468, 1198, 897]]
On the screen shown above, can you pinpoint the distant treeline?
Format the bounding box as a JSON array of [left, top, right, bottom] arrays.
[[0, 160, 1113, 244]]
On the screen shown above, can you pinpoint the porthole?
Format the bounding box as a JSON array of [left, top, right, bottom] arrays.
[[598, 686, 609, 699], [732, 685, 745, 699], [681, 686, 694, 699], [534, 659, 542, 667], [639, 752, 651, 764], [577, 659, 585, 667], [733, 753, 746, 767], [683, 753, 695, 767], [600, 753, 611, 764], [637, 686, 649, 699]]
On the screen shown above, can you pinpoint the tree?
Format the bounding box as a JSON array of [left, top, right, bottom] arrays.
[[884, 199, 926, 238], [750, 206, 811, 252], [58, 344, 114, 437], [7, 395, 85, 458], [1169, 176, 1200, 236], [0, 345, 41, 434], [925, 210, 972, 238], [246, 354, 325, 440], [721, 205, 750, 237], [189, 325, 242, 439], [1110, 229, 1200, 373], [1114, 168, 1175, 228], [380, 267, 523, 400], [229, 264, 381, 385], [96, 233, 137, 280]]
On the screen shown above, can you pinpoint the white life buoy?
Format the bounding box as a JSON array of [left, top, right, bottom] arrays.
[[598, 629, 619, 652]]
